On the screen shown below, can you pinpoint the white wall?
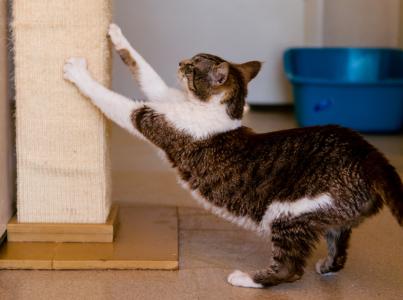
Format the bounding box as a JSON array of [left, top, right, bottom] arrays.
[[112, 0, 402, 104], [304, 0, 324, 46], [113, 0, 307, 105]]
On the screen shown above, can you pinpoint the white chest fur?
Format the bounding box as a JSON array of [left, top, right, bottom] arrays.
[[148, 93, 241, 140]]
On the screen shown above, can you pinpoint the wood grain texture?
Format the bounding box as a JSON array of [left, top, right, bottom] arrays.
[[0, 206, 178, 270], [7, 204, 118, 243]]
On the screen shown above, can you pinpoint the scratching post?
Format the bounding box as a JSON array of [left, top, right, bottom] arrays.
[[0, 0, 179, 270], [13, 0, 112, 223]]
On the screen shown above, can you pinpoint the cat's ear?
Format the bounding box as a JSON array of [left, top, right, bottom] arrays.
[[237, 61, 262, 82], [210, 62, 230, 86]]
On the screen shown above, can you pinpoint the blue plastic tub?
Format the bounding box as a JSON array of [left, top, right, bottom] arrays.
[[284, 48, 403, 132]]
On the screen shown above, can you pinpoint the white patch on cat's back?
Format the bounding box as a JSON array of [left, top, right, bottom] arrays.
[[178, 172, 333, 235], [260, 194, 334, 232], [149, 93, 241, 140]]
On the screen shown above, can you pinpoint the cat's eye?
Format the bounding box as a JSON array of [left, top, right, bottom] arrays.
[[183, 64, 195, 75]]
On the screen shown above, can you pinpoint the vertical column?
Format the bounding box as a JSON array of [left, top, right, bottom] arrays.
[[399, 1, 403, 47], [322, 0, 400, 47], [13, 0, 112, 223], [0, 0, 13, 237], [304, 0, 324, 46]]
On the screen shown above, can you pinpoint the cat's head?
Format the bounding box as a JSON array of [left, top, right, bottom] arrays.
[[178, 53, 261, 120]]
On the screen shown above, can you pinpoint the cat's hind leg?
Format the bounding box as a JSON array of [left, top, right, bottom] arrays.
[[228, 219, 320, 288], [315, 226, 352, 275], [108, 24, 176, 102]]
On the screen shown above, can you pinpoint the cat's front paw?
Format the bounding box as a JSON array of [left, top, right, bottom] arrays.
[[227, 270, 263, 289], [63, 57, 90, 84], [108, 23, 128, 50]]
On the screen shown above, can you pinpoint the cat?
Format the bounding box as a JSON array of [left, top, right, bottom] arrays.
[[63, 24, 403, 289]]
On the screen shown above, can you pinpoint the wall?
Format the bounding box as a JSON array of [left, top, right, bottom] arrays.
[[304, 0, 324, 46], [323, 0, 400, 47], [0, 0, 13, 239], [113, 0, 307, 105], [112, 0, 401, 104]]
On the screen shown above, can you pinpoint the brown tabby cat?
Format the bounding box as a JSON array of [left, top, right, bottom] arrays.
[[63, 24, 403, 288]]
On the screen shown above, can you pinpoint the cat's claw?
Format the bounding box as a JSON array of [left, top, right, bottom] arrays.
[[227, 270, 263, 289], [108, 23, 129, 50], [63, 57, 90, 84]]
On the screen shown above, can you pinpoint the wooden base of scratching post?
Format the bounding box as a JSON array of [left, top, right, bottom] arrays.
[[7, 205, 119, 243], [0, 206, 178, 270]]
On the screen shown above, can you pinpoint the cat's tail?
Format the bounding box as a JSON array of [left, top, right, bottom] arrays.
[[376, 163, 403, 226]]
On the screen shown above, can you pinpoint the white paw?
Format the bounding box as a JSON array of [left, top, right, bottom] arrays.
[[227, 270, 263, 289], [108, 23, 128, 50], [63, 57, 90, 84]]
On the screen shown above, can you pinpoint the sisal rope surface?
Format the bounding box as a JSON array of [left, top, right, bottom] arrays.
[[14, 0, 112, 223]]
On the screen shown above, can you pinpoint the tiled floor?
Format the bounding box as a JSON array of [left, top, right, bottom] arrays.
[[1, 110, 403, 300]]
